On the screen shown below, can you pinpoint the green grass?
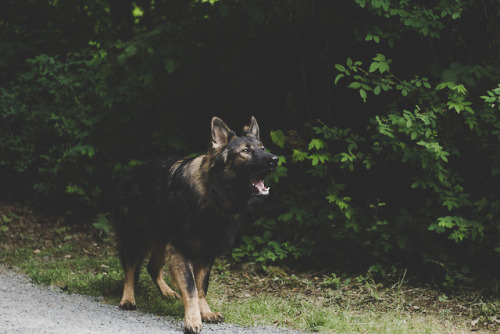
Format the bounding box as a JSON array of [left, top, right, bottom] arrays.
[[0, 204, 497, 333], [214, 288, 462, 333]]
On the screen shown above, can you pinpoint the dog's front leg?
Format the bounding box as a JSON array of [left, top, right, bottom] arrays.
[[193, 259, 224, 323], [166, 245, 202, 334]]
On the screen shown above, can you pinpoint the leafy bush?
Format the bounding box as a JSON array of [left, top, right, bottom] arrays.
[[0, 54, 105, 207], [233, 0, 500, 282]]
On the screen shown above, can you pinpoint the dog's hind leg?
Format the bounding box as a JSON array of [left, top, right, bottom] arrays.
[[119, 263, 138, 310], [117, 239, 148, 310], [147, 243, 180, 300], [193, 259, 224, 323]]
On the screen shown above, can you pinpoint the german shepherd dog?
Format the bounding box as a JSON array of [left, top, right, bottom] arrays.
[[113, 117, 277, 333]]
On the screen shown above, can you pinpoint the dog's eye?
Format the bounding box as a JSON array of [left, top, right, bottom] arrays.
[[242, 148, 251, 154]]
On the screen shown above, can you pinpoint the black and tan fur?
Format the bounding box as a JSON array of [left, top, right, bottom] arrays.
[[113, 117, 277, 333]]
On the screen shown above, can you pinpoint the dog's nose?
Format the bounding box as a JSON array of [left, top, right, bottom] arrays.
[[269, 155, 278, 166]]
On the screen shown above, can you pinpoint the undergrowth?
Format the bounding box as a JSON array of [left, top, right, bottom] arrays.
[[1, 203, 498, 333]]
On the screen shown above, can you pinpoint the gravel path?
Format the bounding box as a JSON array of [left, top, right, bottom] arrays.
[[0, 265, 301, 334]]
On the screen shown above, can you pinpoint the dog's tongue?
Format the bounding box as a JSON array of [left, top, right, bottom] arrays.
[[251, 178, 270, 195]]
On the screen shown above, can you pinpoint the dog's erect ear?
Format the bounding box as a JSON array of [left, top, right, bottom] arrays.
[[211, 117, 234, 149], [244, 116, 260, 139]]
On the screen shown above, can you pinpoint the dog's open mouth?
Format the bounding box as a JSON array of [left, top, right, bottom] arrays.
[[250, 174, 270, 196]]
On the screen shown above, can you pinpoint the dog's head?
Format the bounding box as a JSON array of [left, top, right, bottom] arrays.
[[210, 116, 278, 197]]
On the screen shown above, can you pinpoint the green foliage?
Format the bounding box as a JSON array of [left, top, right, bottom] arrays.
[[93, 213, 112, 236], [354, 0, 465, 38], [0, 54, 105, 206], [2, 0, 500, 284], [233, 0, 500, 281], [333, 51, 500, 251]]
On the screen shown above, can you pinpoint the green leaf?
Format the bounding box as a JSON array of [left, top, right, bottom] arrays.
[[440, 151, 450, 162], [373, 53, 386, 62], [428, 222, 446, 234], [348, 82, 361, 89], [124, 44, 137, 57], [442, 198, 458, 211], [438, 216, 455, 228], [279, 211, 294, 222], [361, 83, 371, 91], [132, 5, 144, 17], [379, 62, 390, 73], [66, 185, 86, 196], [165, 58, 176, 74], [326, 194, 336, 203], [334, 74, 344, 85], [359, 88, 367, 101], [388, 38, 395, 48], [308, 138, 325, 150], [369, 62, 379, 73], [87, 146, 95, 159], [93, 214, 111, 234], [311, 155, 319, 166], [292, 149, 307, 162], [335, 64, 346, 72], [436, 82, 453, 90], [363, 159, 371, 169], [270, 130, 285, 148], [402, 150, 412, 163]]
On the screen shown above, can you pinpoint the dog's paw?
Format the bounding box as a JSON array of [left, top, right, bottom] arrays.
[[202, 311, 224, 323], [164, 291, 181, 300], [184, 310, 203, 334], [184, 319, 202, 334], [119, 300, 137, 310]]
